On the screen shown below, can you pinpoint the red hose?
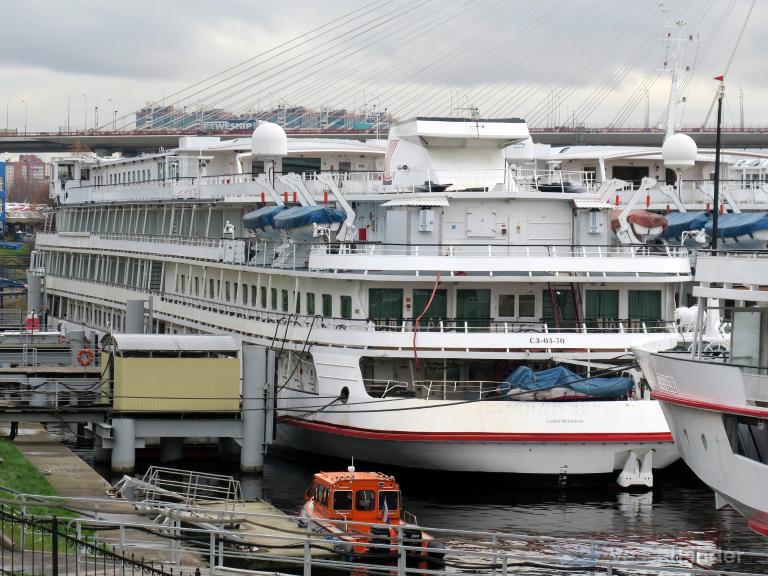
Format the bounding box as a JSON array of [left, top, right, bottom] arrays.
[[412, 272, 441, 370]]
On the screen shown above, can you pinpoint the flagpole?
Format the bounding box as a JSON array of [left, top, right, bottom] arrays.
[[712, 76, 725, 250]]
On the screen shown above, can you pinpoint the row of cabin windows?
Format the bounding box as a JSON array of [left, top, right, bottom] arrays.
[[180, 275, 354, 319], [330, 489, 400, 513], [102, 168, 152, 186], [368, 288, 663, 324]]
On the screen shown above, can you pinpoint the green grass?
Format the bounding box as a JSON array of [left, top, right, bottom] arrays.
[[0, 438, 72, 517]]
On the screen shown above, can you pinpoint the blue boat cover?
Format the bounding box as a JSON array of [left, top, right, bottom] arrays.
[[503, 366, 633, 399], [661, 211, 709, 239], [243, 205, 287, 230], [704, 212, 768, 239], [273, 206, 345, 230]]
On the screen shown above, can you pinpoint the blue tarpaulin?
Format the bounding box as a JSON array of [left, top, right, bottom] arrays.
[[661, 211, 709, 240], [704, 212, 768, 239], [503, 365, 633, 399], [243, 205, 287, 231], [273, 206, 345, 230]]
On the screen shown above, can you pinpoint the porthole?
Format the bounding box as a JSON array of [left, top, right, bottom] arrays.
[[701, 433, 708, 451], [339, 386, 349, 404]]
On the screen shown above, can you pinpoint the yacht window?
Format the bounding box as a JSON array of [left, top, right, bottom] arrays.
[[233, 282, 238, 302], [194, 277, 200, 296], [306, 293, 315, 315], [271, 288, 277, 310], [723, 414, 768, 464], [209, 279, 215, 299], [225, 281, 231, 301], [242, 283, 247, 306], [731, 310, 762, 369], [333, 490, 352, 511], [355, 490, 375, 511], [628, 290, 661, 322], [261, 286, 267, 309], [251, 285, 257, 307], [281, 289, 289, 312], [295, 292, 301, 314], [379, 490, 400, 511], [498, 294, 516, 317], [586, 290, 619, 322], [180, 276, 186, 293], [340, 295, 352, 319], [216, 280, 221, 299], [518, 294, 536, 318], [322, 294, 332, 317]]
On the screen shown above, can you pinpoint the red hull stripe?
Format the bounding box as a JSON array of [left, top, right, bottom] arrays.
[[652, 390, 768, 419], [278, 416, 673, 443], [748, 516, 768, 537]]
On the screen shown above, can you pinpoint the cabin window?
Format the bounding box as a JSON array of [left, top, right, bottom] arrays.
[[333, 490, 353, 511], [498, 294, 516, 317], [585, 290, 619, 322], [322, 294, 332, 317], [306, 293, 316, 315], [340, 295, 352, 319], [295, 292, 301, 314], [355, 490, 376, 511], [242, 283, 247, 306], [518, 294, 535, 318], [456, 289, 491, 328], [379, 490, 400, 511], [413, 288, 447, 321], [368, 288, 403, 323], [628, 290, 661, 322], [251, 285, 258, 307], [225, 281, 231, 301], [209, 279, 215, 299], [543, 288, 578, 325], [271, 288, 277, 310], [232, 282, 237, 302], [281, 289, 289, 312], [261, 286, 267, 309], [723, 414, 768, 465], [731, 309, 762, 369]]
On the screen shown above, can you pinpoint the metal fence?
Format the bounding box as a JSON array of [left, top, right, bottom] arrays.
[[0, 505, 193, 576]]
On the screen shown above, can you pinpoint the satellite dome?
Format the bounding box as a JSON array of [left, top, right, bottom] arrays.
[[251, 122, 287, 158], [662, 133, 697, 170]]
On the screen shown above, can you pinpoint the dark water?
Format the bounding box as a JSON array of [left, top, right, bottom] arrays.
[[47, 424, 767, 571]]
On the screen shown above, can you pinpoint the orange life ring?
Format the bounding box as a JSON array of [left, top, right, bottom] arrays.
[[77, 348, 95, 367]]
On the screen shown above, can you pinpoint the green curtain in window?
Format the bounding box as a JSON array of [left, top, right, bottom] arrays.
[[585, 290, 619, 321], [542, 289, 577, 324], [340, 295, 352, 319], [322, 294, 332, 317], [628, 290, 661, 321], [456, 289, 490, 327], [368, 288, 404, 321], [412, 289, 447, 320]]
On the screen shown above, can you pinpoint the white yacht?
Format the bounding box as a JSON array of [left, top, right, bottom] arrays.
[[635, 250, 768, 537], [35, 116, 699, 483]]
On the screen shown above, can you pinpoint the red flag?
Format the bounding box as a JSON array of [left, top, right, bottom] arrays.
[[714, 75, 724, 81]]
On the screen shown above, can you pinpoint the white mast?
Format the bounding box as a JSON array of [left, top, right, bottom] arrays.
[[663, 21, 690, 140]]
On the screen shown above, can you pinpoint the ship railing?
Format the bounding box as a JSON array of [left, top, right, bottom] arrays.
[[363, 378, 512, 400], [312, 242, 687, 258], [97, 232, 222, 248], [158, 292, 677, 335]]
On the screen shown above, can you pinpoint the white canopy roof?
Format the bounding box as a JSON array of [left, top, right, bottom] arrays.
[[105, 334, 239, 353]]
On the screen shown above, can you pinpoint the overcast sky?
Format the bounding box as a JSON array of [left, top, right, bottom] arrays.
[[1, 0, 765, 132]]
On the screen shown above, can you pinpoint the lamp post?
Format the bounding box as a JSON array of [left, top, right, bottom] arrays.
[[108, 99, 116, 131], [712, 77, 725, 250], [21, 99, 28, 136], [67, 93, 72, 132], [94, 97, 100, 130], [5, 99, 9, 133], [82, 94, 88, 131]]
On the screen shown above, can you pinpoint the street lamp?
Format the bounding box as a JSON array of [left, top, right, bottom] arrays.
[[82, 94, 88, 131], [67, 92, 73, 132], [108, 99, 116, 131], [94, 97, 100, 130], [21, 99, 28, 136]]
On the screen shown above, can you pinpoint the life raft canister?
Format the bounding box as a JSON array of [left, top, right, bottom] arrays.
[[77, 348, 95, 367]]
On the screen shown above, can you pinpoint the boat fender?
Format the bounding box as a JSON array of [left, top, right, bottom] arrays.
[[428, 540, 447, 559]]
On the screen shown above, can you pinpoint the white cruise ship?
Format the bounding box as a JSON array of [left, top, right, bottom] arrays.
[[35, 116, 707, 483], [635, 250, 768, 537]]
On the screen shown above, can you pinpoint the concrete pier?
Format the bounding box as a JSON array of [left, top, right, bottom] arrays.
[[241, 345, 266, 473], [111, 417, 136, 472]]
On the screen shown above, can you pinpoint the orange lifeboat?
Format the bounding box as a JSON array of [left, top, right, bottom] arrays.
[[299, 468, 445, 563], [611, 209, 668, 241]]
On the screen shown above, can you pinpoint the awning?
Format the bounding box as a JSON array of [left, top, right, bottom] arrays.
[[104, 334, 239, 353], [572, 198, 615, 209], [381, 194, 449, 207]]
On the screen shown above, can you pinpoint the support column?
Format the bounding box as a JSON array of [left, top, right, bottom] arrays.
[[27, 274, 42, 312], [67, 329, 86, 366], [241, 345, 266, 473], [125, 300, 145, 334], [111, 418, 136, 473], [159, 437, 184, 464]]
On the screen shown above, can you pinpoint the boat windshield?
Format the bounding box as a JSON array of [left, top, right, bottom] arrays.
[[356, 490, 376, 511], [379, 490, 400, 511], [333, 490, 353, 511]]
